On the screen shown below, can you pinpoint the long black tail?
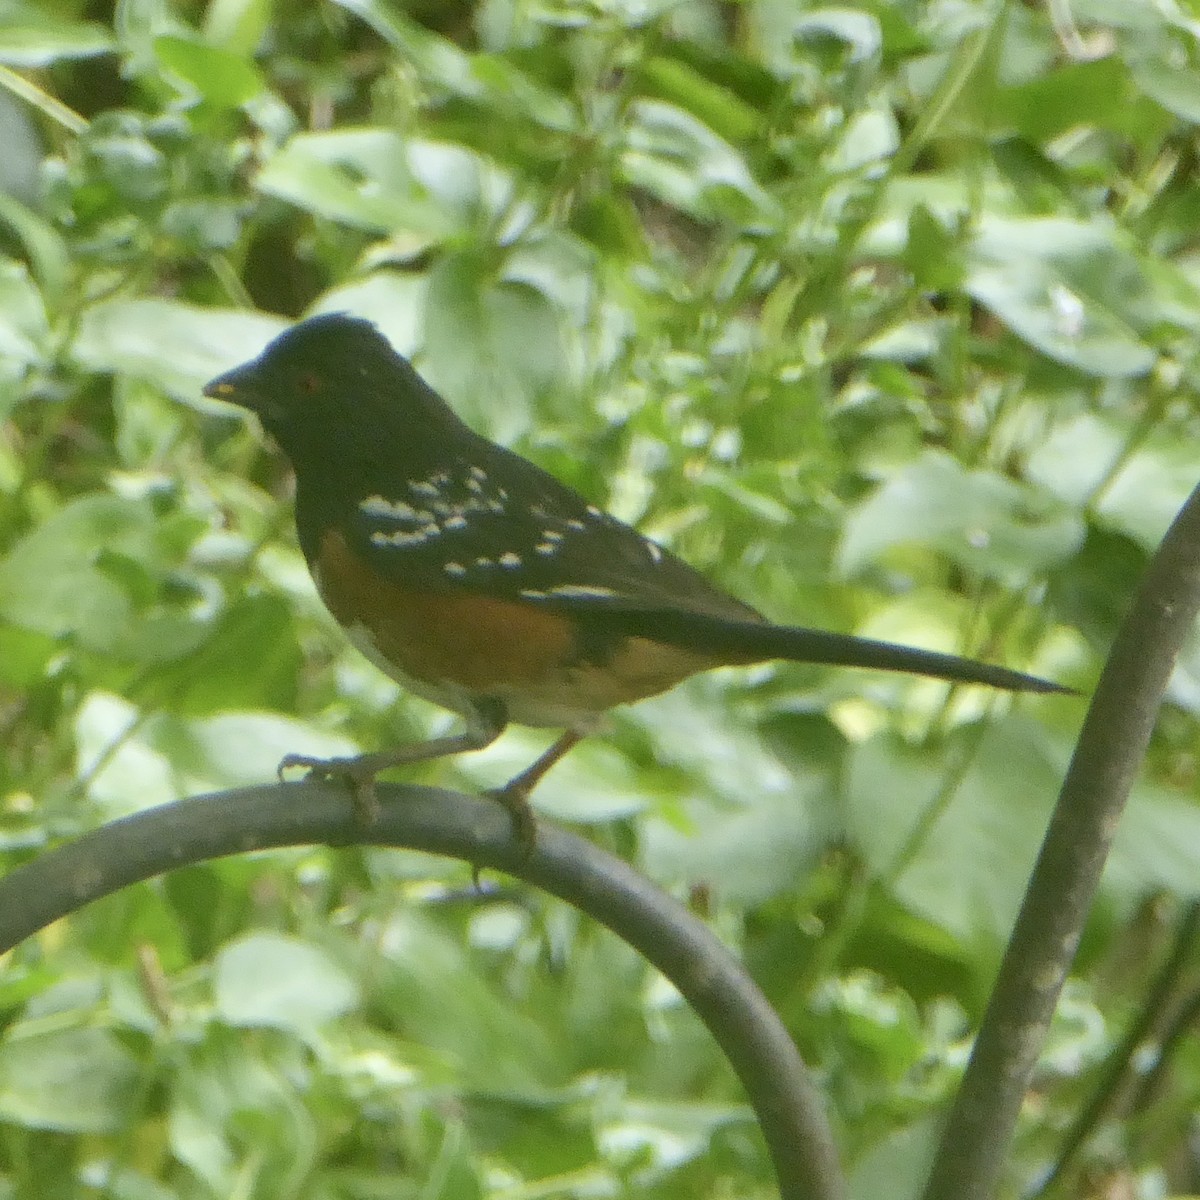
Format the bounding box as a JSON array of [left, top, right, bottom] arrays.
[[611, 608, 1069, 694]]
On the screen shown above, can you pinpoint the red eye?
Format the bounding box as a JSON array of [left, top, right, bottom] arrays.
[[298, 373, 322, 394]]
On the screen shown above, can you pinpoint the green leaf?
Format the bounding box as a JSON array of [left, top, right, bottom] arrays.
[[76, 693, 361, 813], [328, 0, 476, 93], [825, 108, 900, 173], [1128, 52, 1200, 123], [0, 623, 57, 687], [75, 691, 179, 812], [845, 718, 1063, 943], [186, 711, 358, 787], [902, 204, 964, 292], [144, 594, 301, 716], [1107, 781, 1200, 911], [991, 137, 1078, 215], [637, 55, 764, 144], [1026, 413, 1200, 551], [837, 450, 1083, 581], [257, 128, 471, 235], [214, 933, 359, 1034], [169, 1027, 316, 1194], [0, 493, 156, 651], [966, 215, 1159, 376], [312, 271, 427, 357], [995, 57, 1134, 142], [154, 35, 265, 107], [0, 491, 204, 665], [849, 1120, 940, 1200], [422, 252, 566, 443], [620, 99, 777, 224], [0, 1028, 139, 1132], [471, 52, 578, 132], [72, 300, 285, 407], [810, 972, 924, 1079], [795, 7, 883, 63], [595, 1096, 748, 1175], [160, 197, 244, 252], [0, 19, 113, 66], [0, 192, 71, 308], [365, 910, 559, 1091], [641, 772, 829, 906], [0, 259, 47, 369], [202, 0, 272, 56]]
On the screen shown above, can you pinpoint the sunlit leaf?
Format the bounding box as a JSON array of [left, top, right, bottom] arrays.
[[837, 450, 1084, 581], [154, 35, 265, 107], [845, 718, 1063, 943], [0, 1029, 138, 1132], [72, 300, 285, 407], [422, 252, 566, 442], [620, 99, 778, 224], [0, 20, 113, 65], [215, 933, 359, 1033], [256, 128, 471, 236], [967, 215, 1160, 376], [0, 494, 156, 651]]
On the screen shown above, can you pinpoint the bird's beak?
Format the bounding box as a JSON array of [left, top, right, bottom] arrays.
[[202, 363, 259, 409]]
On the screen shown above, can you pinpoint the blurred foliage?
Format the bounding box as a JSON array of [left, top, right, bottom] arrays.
[[0, 0, 1199, 1197]]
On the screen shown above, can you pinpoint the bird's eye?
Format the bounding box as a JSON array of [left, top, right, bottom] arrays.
[[298, 372, 322, 394]]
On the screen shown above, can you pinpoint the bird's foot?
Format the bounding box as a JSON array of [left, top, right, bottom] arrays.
[[278, 753, 381, 824], [483, 782, 538, 856]]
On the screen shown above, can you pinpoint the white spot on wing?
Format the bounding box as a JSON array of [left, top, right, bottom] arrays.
[[498, 552, 521, 568], [535, 542, 557, 555], [370, 528, 435, 547], [409, 480, 440, 498], [361, 495, 422, 521], [549, 584, 619, 599], [645, 539, 663, 563], [444, 561, 467, 576]]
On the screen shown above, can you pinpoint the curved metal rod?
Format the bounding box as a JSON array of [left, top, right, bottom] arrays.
[[0, 782, 846, 1200]]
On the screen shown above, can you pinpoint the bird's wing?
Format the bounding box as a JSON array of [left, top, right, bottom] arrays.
[[343, 441, 763, 624]]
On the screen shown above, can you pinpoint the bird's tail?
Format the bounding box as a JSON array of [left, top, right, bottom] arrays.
[[613, 608, 1069, 694]]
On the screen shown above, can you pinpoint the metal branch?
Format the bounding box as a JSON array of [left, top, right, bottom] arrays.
[[923, 483, 1200, 1200], [0, 781, 846, 1200]]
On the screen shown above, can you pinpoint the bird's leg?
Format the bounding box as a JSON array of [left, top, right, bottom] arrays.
[[279, 699, 507, 823], [486, 730, 584, 851]]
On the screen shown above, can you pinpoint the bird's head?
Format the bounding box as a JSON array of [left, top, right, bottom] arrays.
[[203, 313, 450, 464]]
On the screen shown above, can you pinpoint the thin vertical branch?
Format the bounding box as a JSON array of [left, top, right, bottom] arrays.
[[923, 483, 1200, 1200]]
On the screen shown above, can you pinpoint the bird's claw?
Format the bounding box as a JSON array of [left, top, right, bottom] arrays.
[[277, 753, 381, 824], [483, 783, 538, 857]]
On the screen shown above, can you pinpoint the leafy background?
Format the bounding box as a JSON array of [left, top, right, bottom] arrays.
[[1, 0, 1199, 1197]]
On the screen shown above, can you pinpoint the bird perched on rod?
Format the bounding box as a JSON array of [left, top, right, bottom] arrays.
[[204, 314, 1066, 845]]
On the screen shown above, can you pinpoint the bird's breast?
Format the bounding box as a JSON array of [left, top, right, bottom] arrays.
[[307, 528, 727, 728]]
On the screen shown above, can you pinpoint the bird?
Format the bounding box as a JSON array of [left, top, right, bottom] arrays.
[[204, 313, 1068, 846]]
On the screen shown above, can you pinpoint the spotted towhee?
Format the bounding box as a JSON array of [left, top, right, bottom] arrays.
[[205, 314, 1067, 844]]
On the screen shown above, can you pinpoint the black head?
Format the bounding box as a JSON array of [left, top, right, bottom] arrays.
[[203, 314, 459, 465]]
